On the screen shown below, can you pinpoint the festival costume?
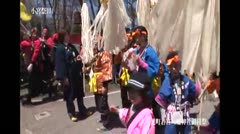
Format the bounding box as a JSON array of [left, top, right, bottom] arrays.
[[155, 73, 201, 134], [204, 78, 220, 133], [119, 72, 155, 134], [89, 51, 112, 127]]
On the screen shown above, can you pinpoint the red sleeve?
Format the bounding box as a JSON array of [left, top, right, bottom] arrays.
[[20, 40, 31, 49], [47, 37, 54, 48], [31, 40, 41, 62]]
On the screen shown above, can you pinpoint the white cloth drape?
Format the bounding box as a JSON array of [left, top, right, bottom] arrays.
[[81, 3, 93, 64], [141, 0, 220, 83]]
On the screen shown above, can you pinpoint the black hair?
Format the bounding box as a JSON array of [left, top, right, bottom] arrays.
[[211, 71, 220, 79], [58, 30, 67, 44], [125, 27, 131, 33], [166, 51, 178, 62], [166, 51, 181, 71], [140, 90, 152, 108], [127, 87, 152, 108], [42, 25, 49, 31], [42, 25, 50, 38], [134, 26, 148, 35], [133, 26, 148, 42]]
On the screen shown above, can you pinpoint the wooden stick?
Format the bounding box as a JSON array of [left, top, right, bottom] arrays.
[[83, 63, 86, 93], [20, 21, 29, 34], [197, 84, 208, 131], [198, 94, 203, 131], [198, 87, 207, 100]]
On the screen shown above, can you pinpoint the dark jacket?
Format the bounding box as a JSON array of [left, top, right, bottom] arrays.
[[55, 43, 67, 80], [55, 43, 84, 99]]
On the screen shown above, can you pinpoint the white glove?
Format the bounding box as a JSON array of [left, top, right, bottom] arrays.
[[58, 82, 62, 86], [27, 63, 33, 73]]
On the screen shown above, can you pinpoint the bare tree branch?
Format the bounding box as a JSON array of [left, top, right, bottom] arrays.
[[52, 0, 58, 32], [48, 0, 52, 9], [43, 0, 47, 26], [79, 0, 83, 6], [70, 0, 74, 27], [63, 0, 67, 29]]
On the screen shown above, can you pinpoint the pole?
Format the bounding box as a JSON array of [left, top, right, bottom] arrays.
[[197, 83, 209, 131], [20, 21, 30, 36], [198, 94, 203, 131], [83, 63, 86, 93]]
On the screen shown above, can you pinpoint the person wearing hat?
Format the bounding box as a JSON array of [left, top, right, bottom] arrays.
[[128, 26, 160, 133], [110, 72, 155, 134], [130, 26, 160, 99], [155, 50, 200, 134]]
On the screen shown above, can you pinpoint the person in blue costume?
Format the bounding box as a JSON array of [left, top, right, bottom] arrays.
[[155, 50, 201, 134], [131, 26, 160, 99], [154, 60, 170, 134], [130, 26, 160, 134]]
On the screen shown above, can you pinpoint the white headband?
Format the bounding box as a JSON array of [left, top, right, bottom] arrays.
[[128, 79, 144, 89]]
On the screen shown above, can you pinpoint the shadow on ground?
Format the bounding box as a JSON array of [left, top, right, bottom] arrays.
[[78, 106, 97, 120], [107, 112, 125, 129], [31, 95, 63, 105]]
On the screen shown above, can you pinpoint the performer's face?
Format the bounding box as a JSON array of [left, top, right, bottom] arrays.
[[169, 62, 181, 80], [136, 34, 147, 48], [127, 89, 142, 105], [31, 33, 38, 40], [64, 33, 70, 43], [42, 28, 48, 37]]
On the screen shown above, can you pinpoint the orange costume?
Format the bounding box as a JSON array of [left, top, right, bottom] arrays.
[[88, 50, 113, 128], [207, 78, 220, 95], [92, 51, 112, 94], [204, 76, 220, 133]]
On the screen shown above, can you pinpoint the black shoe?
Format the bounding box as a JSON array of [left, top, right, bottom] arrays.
[[22, 97, 32, 106], [81, 111, 93, 117]]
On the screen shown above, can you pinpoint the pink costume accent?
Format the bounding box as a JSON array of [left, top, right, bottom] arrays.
[[119, 108, 155, 134], [195, 81, 201, 96], [155, 94, 167, 108], [138, 58, 148, 69]]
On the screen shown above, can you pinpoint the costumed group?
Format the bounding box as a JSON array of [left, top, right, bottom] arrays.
[[20, 25, 220, 134]]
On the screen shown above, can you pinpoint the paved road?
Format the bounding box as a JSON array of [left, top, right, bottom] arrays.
[[20, 83, 219, 134]]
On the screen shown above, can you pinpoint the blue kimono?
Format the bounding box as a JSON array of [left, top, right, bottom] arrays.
[[135, 45, 160, 79], [155, 74, 198, 134], [135, 45, 160, 98]]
